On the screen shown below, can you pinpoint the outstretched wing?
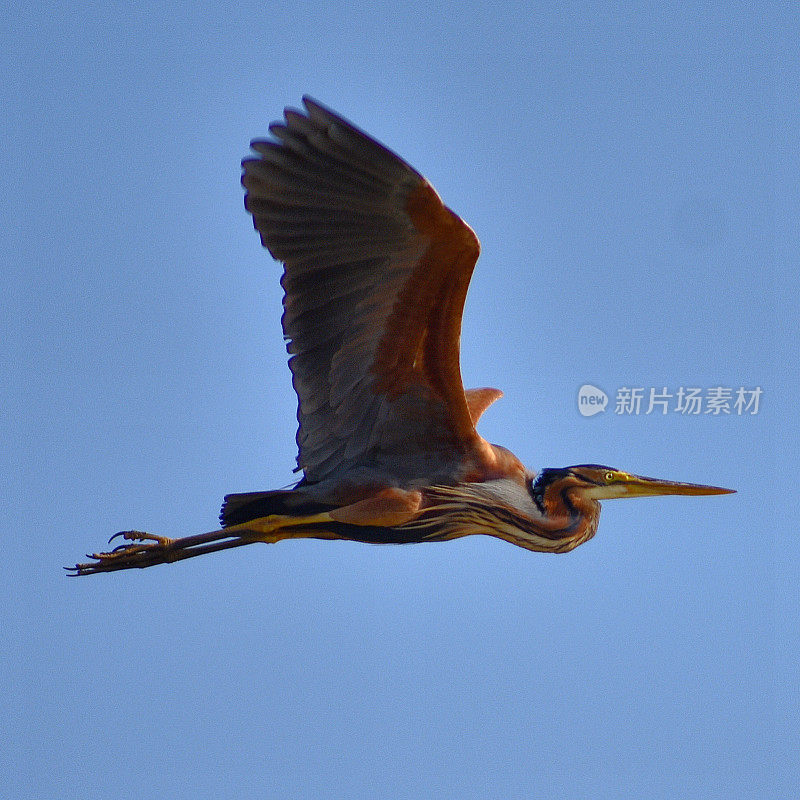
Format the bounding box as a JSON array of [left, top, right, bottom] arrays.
[[242, 97, 489, 485]]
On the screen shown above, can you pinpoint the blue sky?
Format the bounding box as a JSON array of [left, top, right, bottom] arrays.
[[3, 2, 797, 798]]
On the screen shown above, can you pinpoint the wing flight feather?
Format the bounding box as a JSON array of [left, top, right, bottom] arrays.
[[242, 97, 488, 485]]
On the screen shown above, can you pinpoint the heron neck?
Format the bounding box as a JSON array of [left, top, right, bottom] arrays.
[[539, 485, 601, 542]]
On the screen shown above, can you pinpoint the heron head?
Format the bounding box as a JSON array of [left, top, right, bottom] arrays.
[[532, 464, 734, 506]]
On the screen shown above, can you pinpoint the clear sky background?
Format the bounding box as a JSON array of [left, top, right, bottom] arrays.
[[3, 3, 797, 798]]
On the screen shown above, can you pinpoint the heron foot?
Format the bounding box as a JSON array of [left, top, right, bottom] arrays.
[[66, 530, 177, 576], [66, 512, 337, 576]]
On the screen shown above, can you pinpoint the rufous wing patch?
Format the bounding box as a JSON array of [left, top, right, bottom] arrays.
[[329, 488, 423, 527]]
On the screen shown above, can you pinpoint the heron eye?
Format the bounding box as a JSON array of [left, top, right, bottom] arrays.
[[605, 472, 615, 481]]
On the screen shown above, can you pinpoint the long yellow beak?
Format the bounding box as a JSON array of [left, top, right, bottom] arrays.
[[615, 473, 735, 498]]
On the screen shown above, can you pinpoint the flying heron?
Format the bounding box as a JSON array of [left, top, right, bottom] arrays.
[[68, 97, 733, 575]]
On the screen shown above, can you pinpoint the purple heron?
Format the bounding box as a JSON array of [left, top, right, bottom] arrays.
[[68, 97, 733, 575]]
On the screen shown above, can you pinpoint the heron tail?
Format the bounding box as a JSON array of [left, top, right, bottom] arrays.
[[219, 489, 336, 528]]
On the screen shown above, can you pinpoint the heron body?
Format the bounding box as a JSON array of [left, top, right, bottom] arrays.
[[69, 98, 732, 575]]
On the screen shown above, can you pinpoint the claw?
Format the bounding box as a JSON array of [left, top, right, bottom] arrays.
[[108, 530, 159, 545]]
